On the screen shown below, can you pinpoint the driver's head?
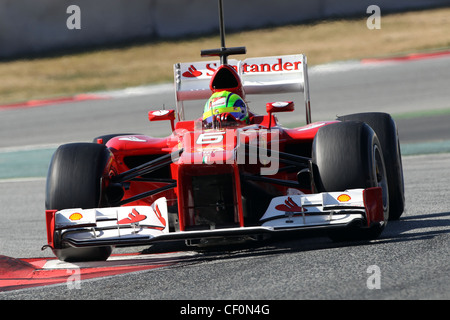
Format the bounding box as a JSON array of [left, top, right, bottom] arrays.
[[202, 91, 248, 128]]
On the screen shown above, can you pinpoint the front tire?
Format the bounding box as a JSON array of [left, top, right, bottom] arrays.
[[46, 143, 113, 262], [312, 121, 389, 241], [337, 112, 404, 220]]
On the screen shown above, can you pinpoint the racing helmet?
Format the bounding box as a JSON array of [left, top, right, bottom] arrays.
[[202, 91, 249, 128]]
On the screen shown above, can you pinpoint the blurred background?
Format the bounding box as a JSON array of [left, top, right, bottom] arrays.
[[0, 0, 449, 104]]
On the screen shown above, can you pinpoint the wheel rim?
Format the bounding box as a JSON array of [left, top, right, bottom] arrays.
[[374, 144, 389, 220]]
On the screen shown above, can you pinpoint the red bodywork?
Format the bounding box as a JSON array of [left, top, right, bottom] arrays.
[[100, 63, 338, 232], [43, 2, 392, 262], [105, 121, 336, 232], [43, 58, 387, 259]]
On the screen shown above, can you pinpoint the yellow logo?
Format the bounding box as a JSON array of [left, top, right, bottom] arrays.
[[337, 194, 351, 202], [69, 212, 83, 221]]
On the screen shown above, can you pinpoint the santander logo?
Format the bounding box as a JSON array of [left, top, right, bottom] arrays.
[[275, 197, 305, 212], [117, 208, 147, 225], [242, 58, 302, 73], [181, 57, 302, 79], [182, 65, 203, 78]]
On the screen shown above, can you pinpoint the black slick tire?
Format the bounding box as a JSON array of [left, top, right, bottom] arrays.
[[337, 112, 404, 220], [45, 143, 113, 262], [312, 121, 389, 241]]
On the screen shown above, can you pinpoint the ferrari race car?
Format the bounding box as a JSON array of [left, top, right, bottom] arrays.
[[44, 5, 404, 262]]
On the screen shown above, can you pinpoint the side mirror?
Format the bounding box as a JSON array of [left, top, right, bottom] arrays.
[[266, 101, 294, 128], [148, 109, 176, 131], [266, 101, 295, 114]]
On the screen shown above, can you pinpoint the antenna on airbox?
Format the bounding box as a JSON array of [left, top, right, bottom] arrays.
[[201, 0, 246, 65], [218, 0, 226, 49]]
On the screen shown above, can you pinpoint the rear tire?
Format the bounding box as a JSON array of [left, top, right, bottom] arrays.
[[312, 121, 389, 241], [46, 143, 113, 262]]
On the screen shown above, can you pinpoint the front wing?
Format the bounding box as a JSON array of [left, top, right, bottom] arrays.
[[45, 188, 383, 249]]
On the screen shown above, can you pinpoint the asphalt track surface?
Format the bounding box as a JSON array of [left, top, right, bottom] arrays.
[[0, 54, 449, 300]]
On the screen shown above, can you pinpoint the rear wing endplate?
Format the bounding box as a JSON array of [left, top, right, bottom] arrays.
[[174, 54, 311, 124]]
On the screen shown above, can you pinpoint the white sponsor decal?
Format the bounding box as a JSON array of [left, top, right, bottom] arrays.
[[118, 137, 147, 142], [180, 56, 303, 79], [196, 132, 226, 144]]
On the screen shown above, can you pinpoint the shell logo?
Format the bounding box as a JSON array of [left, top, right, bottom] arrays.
[[337, 194, 351, 202], [69, 212, 83, 221]]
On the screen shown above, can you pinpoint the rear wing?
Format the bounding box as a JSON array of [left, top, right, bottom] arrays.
[[174, 54, 311, 124]]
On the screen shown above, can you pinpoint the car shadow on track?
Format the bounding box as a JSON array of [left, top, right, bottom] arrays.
[[140, 211, 450, 264], [141, 232, 373, 264], [376, 211, 450, 244]]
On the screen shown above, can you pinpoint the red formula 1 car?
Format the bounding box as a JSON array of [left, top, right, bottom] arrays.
[[44, 4, 404, 262]]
